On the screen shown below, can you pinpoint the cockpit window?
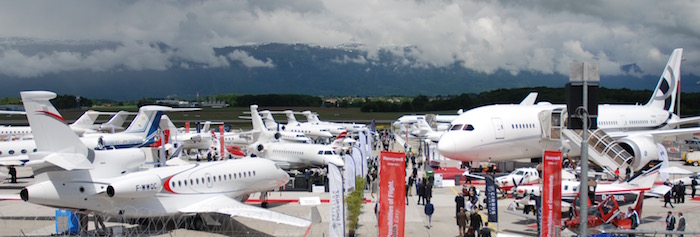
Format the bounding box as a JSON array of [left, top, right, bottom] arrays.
[[318, 151, 323, 155], [324, 151, 333, 155], [463, 125, 475, 131], [450, 124, 463, 131]]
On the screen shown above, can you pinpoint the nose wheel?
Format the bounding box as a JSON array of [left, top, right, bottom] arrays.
[[261, 191, 269, 208]]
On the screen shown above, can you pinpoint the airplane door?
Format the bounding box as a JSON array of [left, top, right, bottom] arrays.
[[492, 118, 505, 139]]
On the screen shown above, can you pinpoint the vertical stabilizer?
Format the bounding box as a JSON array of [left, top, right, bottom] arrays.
[[259, 110, 278, 129], [302, 111, 320, 123], [21, 91, 88, 154], [124, 105, 166, 144], [70, 111, 100, 128], [21, 91, 92, 170], [250, 105, 266, 132], [284, 110, 298, 124], [646, 48, 683, 113], [101, 111, 132, 130]]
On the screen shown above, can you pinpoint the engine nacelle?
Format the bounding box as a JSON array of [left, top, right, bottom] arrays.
[[616, 136, 659, 171], [20, 181, 59, 203], [106, 174, 162, 198], [97, 136, 145, 149]]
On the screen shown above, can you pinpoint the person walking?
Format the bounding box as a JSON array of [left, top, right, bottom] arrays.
[[470, 211, 483, 235], [677, 212, 685, 237], [8, 165, 17, 183], [424, 199, 434, 229], [666, 211, 676, 237], [405, 182, 410, 205], [615, 168, 620, 181], [425, 180, 433, 204], [680, 181, 686, 203], [457, 207, 468, 237], [408, 174, 415, 196], [455, 193, 466, 216], [692, 178, 697, 198], [417, 179, 425, 205], [479, 222, 492, 237], [664, 189, 675, 208]]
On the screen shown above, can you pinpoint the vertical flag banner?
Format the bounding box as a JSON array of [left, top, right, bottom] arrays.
[[219, 124, 225, 159], [485, 175, 498, 223], [352, 146, 363, 179], [328, 164, 345, 237], [344, 154, 355, 193], [542, 150, 562, 237], [378, 151, 406, 237], [184, 121, 190, 133]]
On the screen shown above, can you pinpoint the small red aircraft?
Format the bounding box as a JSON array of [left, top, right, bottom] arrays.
[[563, 191, 644, 232]]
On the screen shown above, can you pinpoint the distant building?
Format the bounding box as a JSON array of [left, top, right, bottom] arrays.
[[0, 105, 24, 111], [199, 100, 229, 108]]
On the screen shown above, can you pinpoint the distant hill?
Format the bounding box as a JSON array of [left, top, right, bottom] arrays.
[[1, 42, 698, 100]]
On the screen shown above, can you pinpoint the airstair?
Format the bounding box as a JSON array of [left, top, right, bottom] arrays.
[[540, 108, 634, 176]]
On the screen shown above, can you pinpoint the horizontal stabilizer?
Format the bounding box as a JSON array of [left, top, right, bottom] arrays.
[[39, 152, 93, 170]]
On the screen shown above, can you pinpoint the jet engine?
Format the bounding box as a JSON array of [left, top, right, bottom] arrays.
[[20, 181, 59, 203], [616, 135, 659, 171], [106, 174, 162, 198], [97, 136, 145, 150]]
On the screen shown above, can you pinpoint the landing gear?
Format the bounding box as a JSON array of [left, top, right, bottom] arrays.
[[261, 191, 269, 208]]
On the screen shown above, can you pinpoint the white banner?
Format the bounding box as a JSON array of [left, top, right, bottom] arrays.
[[328, 164, 345, 237], [359, 130, 369, 177], [352, 146, 363, 180], [344, 154, 355, 193]]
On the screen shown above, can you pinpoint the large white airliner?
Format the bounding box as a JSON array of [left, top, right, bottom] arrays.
[[247, 105, 344, 169], [17, 91, 310, 230], [438, 48, 700, 171]]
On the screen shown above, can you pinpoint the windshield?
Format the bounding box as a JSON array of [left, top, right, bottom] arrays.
[[450, 124, 463, 131]]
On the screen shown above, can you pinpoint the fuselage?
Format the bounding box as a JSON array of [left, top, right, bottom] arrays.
[[22, 155, 288, 218], [438, 103, 674, 162]]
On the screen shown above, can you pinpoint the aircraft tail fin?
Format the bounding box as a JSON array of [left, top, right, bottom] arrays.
[[302, 111, 320, 123], [645, 48, 683, 113], [284, 110, 297, 124], [123, 105, 167, 145], [250, 105, 266, 132], [259, 110, 277, 129], [20, 91, 92, 170], [70, 110, 101, 128], [331, 131, 348, 147], [100, 111, 133, 131], [625, 169, 659, 190], [519, 92, 538, 105], [416, 118, 434, 133]]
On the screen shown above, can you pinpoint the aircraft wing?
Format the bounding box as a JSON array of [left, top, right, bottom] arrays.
[[647, 185, 672, 198], [179, 195, 311, 227], [668, 116, 700, 127], [607, 127, 700, 139], [0, 155, 30, 166]]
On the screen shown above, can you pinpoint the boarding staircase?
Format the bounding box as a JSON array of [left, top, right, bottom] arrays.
[[540, 108, 634, 177]]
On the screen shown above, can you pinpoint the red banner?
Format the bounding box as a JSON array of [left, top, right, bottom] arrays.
[[378, 151, 406, 237], [219, 124, 225, 160], [184, 121, 190, 133], [542, 150, 562, 237]]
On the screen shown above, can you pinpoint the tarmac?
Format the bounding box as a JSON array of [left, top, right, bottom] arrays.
[[0, 142, 700, 236]]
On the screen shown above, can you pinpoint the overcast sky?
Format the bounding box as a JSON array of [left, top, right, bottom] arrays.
[[0, 0, 698, 78]]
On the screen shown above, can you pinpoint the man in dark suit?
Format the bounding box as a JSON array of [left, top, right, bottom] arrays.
[[677, 212, 686, 237], [479, 222, 492, 237], [666, 211, 676, 237]]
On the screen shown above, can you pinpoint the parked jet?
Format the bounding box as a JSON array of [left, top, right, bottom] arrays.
[[259, 110, 334, 140], [301, 111, 367, 132], [279, 110, 346, 136], [0, 110, 125, 138], [247, 105, 344, 169], [17, 91, 310, 231], [438, 48, 700, 171]]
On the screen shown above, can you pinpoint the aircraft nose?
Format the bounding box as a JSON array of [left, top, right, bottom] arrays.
[[437, 134, 456, 158], [329, 156, 345, 167]]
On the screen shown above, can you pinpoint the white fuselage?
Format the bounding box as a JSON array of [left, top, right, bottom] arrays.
[[255, 142, 345, 169], [438, 103, 674, 162], [23, 155, 288, 218]]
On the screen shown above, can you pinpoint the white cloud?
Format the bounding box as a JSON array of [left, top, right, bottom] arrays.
[[0, 0, 697, 77], [227, 50, 274, 68]]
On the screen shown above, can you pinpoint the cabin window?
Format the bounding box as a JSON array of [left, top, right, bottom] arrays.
[[8, 150, 14, 155], [21, 149, 27, 154], [178, 181, 181, 187]]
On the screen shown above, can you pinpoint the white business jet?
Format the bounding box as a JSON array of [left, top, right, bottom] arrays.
[[17, 91, 311, 231], [438, 48, 700, 171], [247, 105, 345, 170]]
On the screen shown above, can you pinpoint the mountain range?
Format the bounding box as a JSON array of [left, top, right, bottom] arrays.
[[1, 41, 698, 100]]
